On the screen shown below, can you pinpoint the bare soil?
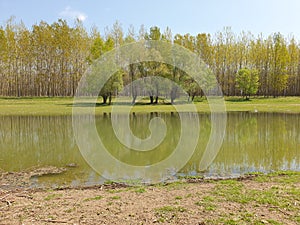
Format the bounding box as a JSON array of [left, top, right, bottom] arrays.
[[0, 170, 299, 225]]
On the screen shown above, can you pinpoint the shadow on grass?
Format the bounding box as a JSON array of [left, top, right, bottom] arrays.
[[0, 97, 35, 100], [64, 102, 109, 107], [64, 101, 192, 107], [226, 97, 252, 102]]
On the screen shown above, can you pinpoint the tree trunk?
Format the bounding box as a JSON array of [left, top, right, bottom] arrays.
[[108, 94, 112, 105], [170, 86, 177, 104], [102, 95, 108, 104], [132, 94, 137, 104], [150, 95, 154, 104]]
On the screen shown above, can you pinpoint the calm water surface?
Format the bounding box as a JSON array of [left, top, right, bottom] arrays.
[[0, 112, 299, 188]]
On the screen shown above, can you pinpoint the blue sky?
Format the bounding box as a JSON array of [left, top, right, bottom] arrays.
[[1, 0, 300, 38]]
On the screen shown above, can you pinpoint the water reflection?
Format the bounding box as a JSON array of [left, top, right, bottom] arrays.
[[0, 112, 299, 188]]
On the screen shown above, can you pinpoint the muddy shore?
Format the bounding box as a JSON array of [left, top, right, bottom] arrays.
[[0, 169, 299, 225]]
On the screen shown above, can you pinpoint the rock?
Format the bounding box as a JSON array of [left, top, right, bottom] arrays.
[[66, 163, 78, 168]]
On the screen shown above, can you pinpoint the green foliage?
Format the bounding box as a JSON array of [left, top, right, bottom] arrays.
[[0, 18, 300, 98], [236, 68, 260, 99], [86, 32, 123, 104], [270, 33, 289, 97], [89, 36, 104, 62], [146, 26, 161, 40]]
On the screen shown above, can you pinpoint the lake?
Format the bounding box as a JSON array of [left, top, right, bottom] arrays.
[[0, 112, 299, 188]]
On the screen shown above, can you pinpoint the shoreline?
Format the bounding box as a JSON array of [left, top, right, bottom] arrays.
[[1, 171, 299, 224]]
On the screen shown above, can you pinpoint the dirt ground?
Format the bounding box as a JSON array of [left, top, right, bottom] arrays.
[[0, 171, 299, 225]]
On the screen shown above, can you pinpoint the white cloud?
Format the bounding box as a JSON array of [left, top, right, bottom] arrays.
[[59, 6, 87, 22]]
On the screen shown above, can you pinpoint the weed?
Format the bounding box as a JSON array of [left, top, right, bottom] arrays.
[[44, 193, 62, 201], [83, 195, 103, 202], [134, 188, 146, 193], [110, 195, 121, 200]]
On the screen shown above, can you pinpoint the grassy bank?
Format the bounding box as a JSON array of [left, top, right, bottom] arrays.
[[0, 171, 299, 224], [0, 96, 299, 116]]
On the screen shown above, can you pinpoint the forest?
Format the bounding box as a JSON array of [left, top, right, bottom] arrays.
[[0, 17, 300, 99]]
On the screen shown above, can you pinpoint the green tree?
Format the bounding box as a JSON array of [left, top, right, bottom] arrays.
[[100, 70, 124, 104], [1, 19, 300, 98], [287, 37, 300, 95], [144, 26, 169, 104], [0, 26, 8, 95], [270, 33, 289, 97], [88, 30, 104, 63], [86, 31, 123, 104], [236, 68, 259, 100]]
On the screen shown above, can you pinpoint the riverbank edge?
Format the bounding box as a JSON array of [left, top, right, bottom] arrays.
[[0, 170, 299, 224]]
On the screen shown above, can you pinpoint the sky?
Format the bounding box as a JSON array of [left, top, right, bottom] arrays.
[[1, 0, 300, 39]]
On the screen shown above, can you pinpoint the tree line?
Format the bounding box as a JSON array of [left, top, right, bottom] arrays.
[[0, 18, 300, 99]]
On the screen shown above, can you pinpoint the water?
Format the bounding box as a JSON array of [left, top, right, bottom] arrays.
[[0, 112, 299, 188]]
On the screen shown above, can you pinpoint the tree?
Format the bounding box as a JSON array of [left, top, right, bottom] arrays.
[[1, 19, 300, 98], [100, 70, 124, 104], [0, 26, 8, 95], [110, 21, 123, 48], [86, 34, 123, 104], [182, 75, 201, 101], [287, 37, 300, 95], [171, 34, 195, 103], [144, 26, 167, 104], [270, 33, 289, 97], [195, 33, 213, 67], [88, 31, 104, 63], [236, 68, 259, 100]]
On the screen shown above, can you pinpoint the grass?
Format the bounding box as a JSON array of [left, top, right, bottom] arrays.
[[148, 171, 299, 224], [44, 193, 63, 201], [83, 195, 103, 202], [224, 96, 300, 113], [205, 172, 300, 224], [134, 187, 146, 193], [252, 171, 300, 183], [0, 96, 299, 115], [155, 205, 187, 213], [110, 195, 121, 200], [154, 205, 187, 223], [200, 195, 217, 211], [174, 196, 183, 200], [1, 171, 299, 224]]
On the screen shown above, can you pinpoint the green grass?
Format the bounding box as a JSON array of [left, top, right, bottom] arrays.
[[110, 195, 121, 200], [253, 171, 300, 183], [206, 172, 300, 224], [155, 205, 187, 213], [134, 187, 146, 193], [224, 96, 300, 113], [212, 179, 298, 208], [174, 196, 183, 200], [0, 96, 299, 115], [195, 195, 217, 211], [154, 205, 187, 222], [38, 171, 299, 224], [83, 195, 103, 202], [195, 201, 217, 211], [44, 193, 63, 201]]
